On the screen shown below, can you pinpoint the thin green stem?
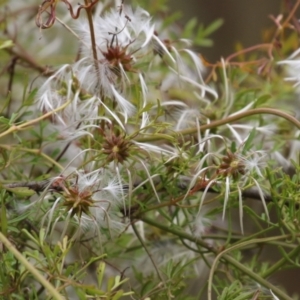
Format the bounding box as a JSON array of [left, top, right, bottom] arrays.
[[0, 232, 64, 300], [84, 1, 100, 88], [0, 145, 63, 171], [136, 108, 300, 142], [262, 244, 300, 278], [0, 100, 71, 139], [207, 236, 294, 300], [223, 255, 293, 300], [140, 216, 294, 300], [140, 216, 220, 253], [131, 221, 169, 297]]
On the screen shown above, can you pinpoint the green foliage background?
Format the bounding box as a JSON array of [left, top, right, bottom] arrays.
[[1, 1, 300, 300]]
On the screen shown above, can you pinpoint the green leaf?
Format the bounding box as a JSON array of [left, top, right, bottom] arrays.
[[112, 290, 125, 300], [162, 11, 182, 29], [183, 18, 198, 37], [242, 128, 256, 153], [97, 262, 105, 288], [84, 286, 106, 295], [9, 112, 19, 125], [0, 40, 13, 50], [0, 116, 10, 125], [254, 94, 272, 107], [1, 190, 8, 235], [23, 88, 38, 106], [0, 92, 12, 114], [4, 187, 35, 197], [196, 38, 213, 47], [202, 18, 224, 36]]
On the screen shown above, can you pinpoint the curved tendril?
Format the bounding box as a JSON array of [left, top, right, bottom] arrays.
[[36, 0, 57, 29], [136, 108, 300, 142], [36, 0, 99, 29], [62, 0, 98, 20]]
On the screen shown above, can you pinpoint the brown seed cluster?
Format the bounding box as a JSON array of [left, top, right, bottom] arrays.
[[217, 150, 246, 180], [101, 125, 132, 164], [62, 186, 95, 218], [102, 43, 134, 75]]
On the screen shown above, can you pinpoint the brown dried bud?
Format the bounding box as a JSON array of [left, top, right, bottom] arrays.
[[62, 186, 95, 218], [217, 150, 246, 180], [101, 124, 132, 164]]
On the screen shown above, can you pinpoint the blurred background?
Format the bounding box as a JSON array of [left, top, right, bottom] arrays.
[[172, 0, 282, 61]]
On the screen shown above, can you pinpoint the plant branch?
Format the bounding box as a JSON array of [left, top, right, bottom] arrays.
[[262, 244, 300, 278], [3, 178, 63, 193], [0, 145, 63, 171], [0, 99, 71, 139], [140, 216, 295, 300], [136, 108, 300, 142], [0, 232, 64, 300], [84, 0, 100, 87], [282, 0, 300, 30], [207, 236, 295, 300], [5, 45, 53, 76], [131, 221, 169, 297]]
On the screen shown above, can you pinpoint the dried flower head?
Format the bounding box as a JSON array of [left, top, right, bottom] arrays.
[[101, 39, 135, 75], [39, 168, 126, 239], [62, 184, 95, 218], [217, 150, 246, 180], [100, 124, 133, 164]]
